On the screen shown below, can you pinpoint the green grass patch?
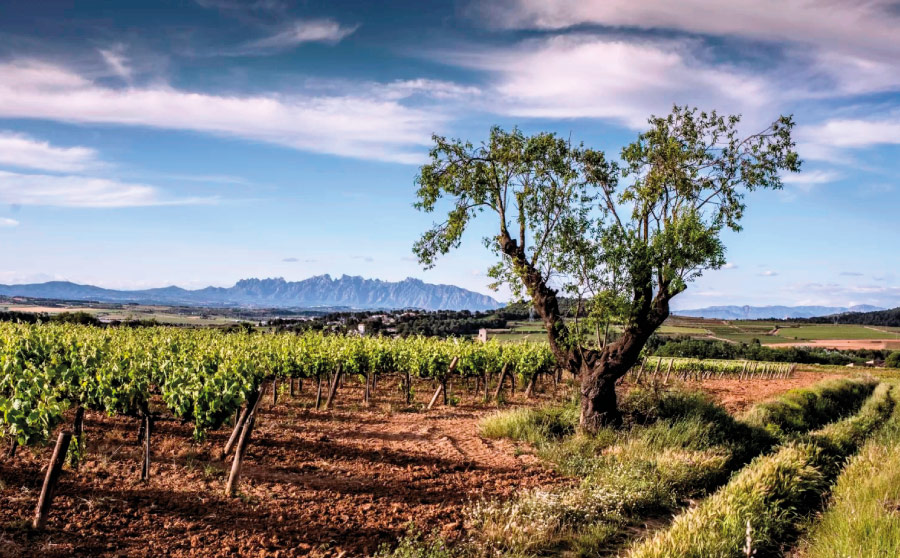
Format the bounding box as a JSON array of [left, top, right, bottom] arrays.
[[797, 386, 900, 557], [625, 382, 896, 558]]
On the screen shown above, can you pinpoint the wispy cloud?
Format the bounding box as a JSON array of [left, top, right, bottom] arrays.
[[840, 271, 864, 277], [478, 1, 900, 62], [0, 60, 441, 164], [282, 257, 299, 262], [0, 131, 100, 173], [0, 217, 19, 228], [781, 169, 841, 192], [243, 19, 359, 52], [760, 270, 778, 277], [98, 45, 132, 80], [0, 170, 214, 208], [799, 115, 900, 149], [446, 34, 772, 129]]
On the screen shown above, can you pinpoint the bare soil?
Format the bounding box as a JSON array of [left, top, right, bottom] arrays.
[[767, 339, 900, 350], [0, 369, 842, 557]]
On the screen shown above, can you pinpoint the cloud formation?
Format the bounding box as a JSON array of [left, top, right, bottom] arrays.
[[244, 19, 358, 51], [0, 217, 19, 227], [0, 170, 212, 208], [0, 60, 443, 164], [0, 131, 99, 173]]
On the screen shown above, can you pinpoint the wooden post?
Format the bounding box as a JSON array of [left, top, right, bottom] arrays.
[[33, 430, 72, 529], [71, 406, 85, 469], [140, 414, 152, 481], [524, 374, 537, 399], [6, 439, 16, 459], [493, 363, 510, 402], [483, 372, 490, 402], [289, 377, 295, 397], [427, 382, 444, 410], [323, 366, 342, 410], [223, 406, 248, 459], [405, 371, 412, 405], [364, 374, 371, 406], [315, 374, 323, 409], [223, 388, 261, 459], [224, 408, 257, 497], [272, 378, 278, 406]]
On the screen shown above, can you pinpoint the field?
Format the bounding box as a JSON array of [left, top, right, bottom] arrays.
[[0, 362, 849, 557], [3, 323, 900, 557]]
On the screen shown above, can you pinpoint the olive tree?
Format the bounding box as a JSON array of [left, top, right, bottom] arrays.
[[413, 106, 800, 431]]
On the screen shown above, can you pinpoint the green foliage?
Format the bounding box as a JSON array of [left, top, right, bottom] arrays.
[[0, 323, 557, 446], [887, 351, 900, 368], [413, 106, 800, 344]]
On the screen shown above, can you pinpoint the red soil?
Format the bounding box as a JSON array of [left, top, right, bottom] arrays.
[[0, 380, 560, 558], [0, 369, 842, 557]]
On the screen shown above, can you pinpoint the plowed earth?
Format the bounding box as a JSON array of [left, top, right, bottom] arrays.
[[1, 369, 843, 557]]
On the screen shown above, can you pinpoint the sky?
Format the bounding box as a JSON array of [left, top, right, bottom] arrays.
[[0, 0, 899, 310]]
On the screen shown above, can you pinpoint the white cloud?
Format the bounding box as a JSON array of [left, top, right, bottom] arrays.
[[0, 170, 213, 208], [449, 35, 772, 128], [472, 1, 900, 107], [781, 169, 841, 192], [244, 19, 358, 51], [98, 45, 132, 80], [480, 1, 900, 61], [0, 131, 99, 173], [760, 270, 778, 277], [0, 217, 19, 228], [0, 60, 443, 164], [800, 117, 900, 149]]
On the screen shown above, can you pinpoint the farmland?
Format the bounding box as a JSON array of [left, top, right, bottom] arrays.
[[3, 321, 900, 557]]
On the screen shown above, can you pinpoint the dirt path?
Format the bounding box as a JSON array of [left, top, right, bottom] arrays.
[[0, 380, 561, 558]]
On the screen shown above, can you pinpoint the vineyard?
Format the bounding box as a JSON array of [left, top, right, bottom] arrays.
[[4, 322, 894, 557]]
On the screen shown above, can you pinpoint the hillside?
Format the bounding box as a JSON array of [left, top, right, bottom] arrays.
[[674, 304, 884, 320]]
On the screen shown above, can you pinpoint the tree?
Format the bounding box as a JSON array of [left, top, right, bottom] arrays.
[[413, 106, 800, 432]]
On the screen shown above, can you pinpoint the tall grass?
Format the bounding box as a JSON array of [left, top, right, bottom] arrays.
[[797, 386, 900, 557], [625, 382, 895, 558], [742, 376, 877, 437]]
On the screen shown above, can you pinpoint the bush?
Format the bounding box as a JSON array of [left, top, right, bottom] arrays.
[[886, 351, 900, 368]]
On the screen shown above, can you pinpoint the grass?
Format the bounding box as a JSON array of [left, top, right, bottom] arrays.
[[379, 378, 888, 558], [742, 377, 877, 437], [775, 324, 900, 341], [467, 380, 877, 557], [796, 385, 900, 557], [624, 382, 896, 558]]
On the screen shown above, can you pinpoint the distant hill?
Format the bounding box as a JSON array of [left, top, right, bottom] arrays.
[[0, 275, 502, 312], [801, 306, 900, 327], [675, 304, 885, 320]]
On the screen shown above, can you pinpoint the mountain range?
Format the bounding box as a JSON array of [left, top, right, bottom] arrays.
[[675, 305, 885, 320], [0, 275, 502, 312]]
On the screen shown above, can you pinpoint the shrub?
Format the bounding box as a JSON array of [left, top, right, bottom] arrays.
[[886, 351, 900, 368]]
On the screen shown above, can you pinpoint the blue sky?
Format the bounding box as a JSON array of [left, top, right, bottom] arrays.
[[0, 0, 898, 309]]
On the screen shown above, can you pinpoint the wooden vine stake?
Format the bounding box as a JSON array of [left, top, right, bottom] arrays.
[[33, 429, 72, 529], [524, 374, 537, 399], [140, 414, 152, 481], [493, 363, 510, 402], [315, 374, 323, 409], [71, 406, 85, 469], [222, 388, 261, 459], [323, 365, 343, 410], [224, 385, 265, 497], [427, 357, 458, 410]]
